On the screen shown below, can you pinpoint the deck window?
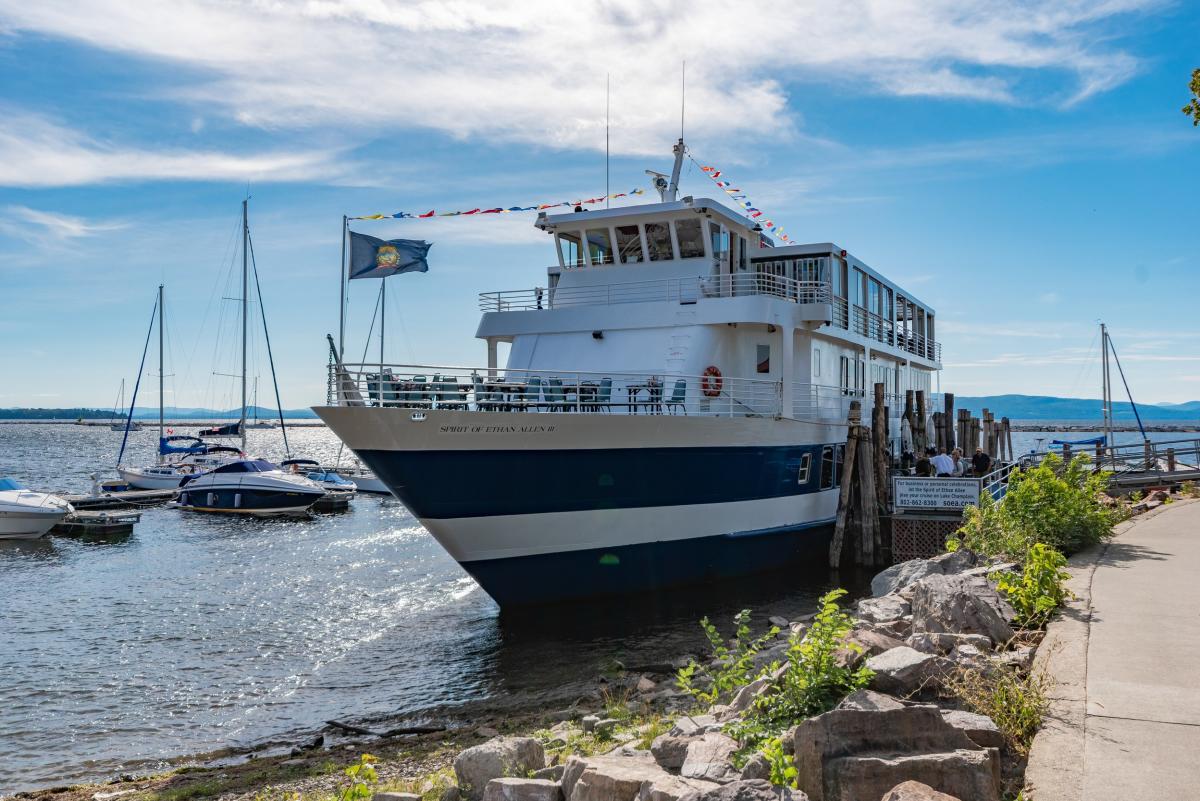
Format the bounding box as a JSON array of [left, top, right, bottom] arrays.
[[645, 221, 675, 261], [675, 218, 705, 259], [797, 453, 812, 485], [586, 229, 614, 265], [757, 344, 770, 374], [557, 232, 584, 267], [820, 446, 835, 490], [615, 225, 644, 263]]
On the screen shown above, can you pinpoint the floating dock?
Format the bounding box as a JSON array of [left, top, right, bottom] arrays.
[[61, 488, 178, 510], [52, 509, 142, 536]]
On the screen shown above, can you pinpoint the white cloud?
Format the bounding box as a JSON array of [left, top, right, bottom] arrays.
[[1, 204, 127, 240], [0, 109, 346, 187], [0, 0, 1155, 157]]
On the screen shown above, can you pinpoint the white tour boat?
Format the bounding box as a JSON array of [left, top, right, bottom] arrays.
[[316, 140, 942, 606]]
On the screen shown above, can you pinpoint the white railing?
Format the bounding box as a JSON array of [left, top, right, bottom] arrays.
[[829, 298, 942, 361], [479, 275, 832, 312], [330, 364, 783, 418]]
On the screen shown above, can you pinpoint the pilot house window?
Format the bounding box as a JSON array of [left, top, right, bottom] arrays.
[[615, 225, 643, 263], [586, 229, 613, 265], [557, 232, 583, 267], [675, 218, 706, 259], [645, 222, 675, 261]]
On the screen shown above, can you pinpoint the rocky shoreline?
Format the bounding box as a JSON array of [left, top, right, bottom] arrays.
[[9, 545, 1044, 801]]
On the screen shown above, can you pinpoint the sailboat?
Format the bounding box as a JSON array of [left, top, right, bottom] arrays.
[[109, 379, 145, 431], [175, 200, 324, 516], [118, 286, 242, 490], [246, 378, 277, 429]]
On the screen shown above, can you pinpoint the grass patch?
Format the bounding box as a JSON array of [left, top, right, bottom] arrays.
[[943, 666, 1049, 756]]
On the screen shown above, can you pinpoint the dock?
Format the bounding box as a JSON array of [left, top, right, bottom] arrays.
[[61, 488, 178, 510], [52, 509, 142, 537]]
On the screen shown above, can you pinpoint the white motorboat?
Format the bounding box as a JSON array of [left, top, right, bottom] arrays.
[[175, 459, 326, 516], [332, 462, 389, 495], [0, 478, 74, 539], [281, 459, 358, 497], [316, 138, 944, 606]]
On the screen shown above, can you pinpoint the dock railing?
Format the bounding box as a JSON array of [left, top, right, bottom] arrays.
[[479, 274, 831, 312], [328, 363, 784, 418]]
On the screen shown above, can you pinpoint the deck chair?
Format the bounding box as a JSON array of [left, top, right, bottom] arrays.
[[665, 379, 687, 414]]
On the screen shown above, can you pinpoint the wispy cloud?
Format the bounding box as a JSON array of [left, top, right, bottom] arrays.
[[1, 204, 127, 241], [0, 109, 347, 187], [0, 0, 1157, 158]]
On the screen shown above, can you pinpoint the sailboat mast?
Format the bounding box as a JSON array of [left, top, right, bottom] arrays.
[[1100, 322, 1112, 464], [241, 199, 249, 455], [158, 284, 165, 461]]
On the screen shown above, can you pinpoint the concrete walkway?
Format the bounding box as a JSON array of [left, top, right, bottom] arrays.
[[1026, 498, 1200, 800]]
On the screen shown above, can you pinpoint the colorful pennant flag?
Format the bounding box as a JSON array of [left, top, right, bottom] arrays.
[[695, 161, 795, 244], [351, 189, 644, 221]]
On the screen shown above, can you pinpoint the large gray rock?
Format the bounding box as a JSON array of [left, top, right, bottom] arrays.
[[939, 710, 1004, 749], [927, 550, 978, 575], [824, 751, 996, 801], [455, 737, 546, 801], [855, 595, 910, 624], [864, 647, 945, 696], [738, 753, 771, 782], [374, 794, 422, 801], [689, 779, 810, 801], [905, 632, 993, 655], [870, 560, 941, 598], [836, 690, 904, 712], [909, 574, 1016, 645], [752, 644, 789, 673], [483, 779, 562, 801], [651, 734, 694, 771], [562, 754, 717, 801], [792, 703, 994, 801], [879, 781, 962, 800], [680, 732, 740, 783], [837, 629, 906, 669], [670, 715, 719, 737], [726, 678, 771, 715]]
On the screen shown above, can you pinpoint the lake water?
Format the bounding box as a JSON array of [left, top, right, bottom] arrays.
[[0, 424, 861, 794]]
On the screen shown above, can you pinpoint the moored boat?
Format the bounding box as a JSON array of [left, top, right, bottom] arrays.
[[0, 478, 73, 539], [316, 140, 943, 605], [175, 459, 325, 516]]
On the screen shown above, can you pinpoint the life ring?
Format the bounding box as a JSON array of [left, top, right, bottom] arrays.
[[701, 365, 723, 397]]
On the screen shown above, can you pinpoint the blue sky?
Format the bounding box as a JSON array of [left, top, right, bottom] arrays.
[[0, 0, 1197, 409]]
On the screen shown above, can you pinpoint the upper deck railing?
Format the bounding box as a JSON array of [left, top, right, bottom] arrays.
[[328, 363, 913, 424], [832, 298, 942, 362], [479, 274, 832, 312]]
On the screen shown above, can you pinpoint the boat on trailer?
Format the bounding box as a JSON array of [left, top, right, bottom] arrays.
[[316, 139, 943, 606]]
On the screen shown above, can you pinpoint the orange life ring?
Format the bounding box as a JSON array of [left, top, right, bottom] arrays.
[[701, 365, 723, 397]]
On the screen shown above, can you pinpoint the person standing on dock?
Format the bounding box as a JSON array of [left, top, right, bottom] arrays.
[[950, 448, 966, 476], [931, 447, 955, 477], [915, 448, 934, 477], [972, 447, 991, 477]]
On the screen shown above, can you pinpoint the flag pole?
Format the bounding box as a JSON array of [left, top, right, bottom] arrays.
[[338, 215, 348, 360]]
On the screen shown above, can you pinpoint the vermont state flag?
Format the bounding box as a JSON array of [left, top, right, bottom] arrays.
[[349, 232, 431, 279]]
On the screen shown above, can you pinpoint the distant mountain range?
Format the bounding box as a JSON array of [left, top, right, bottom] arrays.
[[3, 396, 1199, 422], [954, 395, 1200, 421], [0, 405, 319, 420]]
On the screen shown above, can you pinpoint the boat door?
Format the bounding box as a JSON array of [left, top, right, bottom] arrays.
[[708, 222, 732, 295]]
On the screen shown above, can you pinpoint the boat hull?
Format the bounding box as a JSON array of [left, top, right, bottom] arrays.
[[0, 509, 68, 539], [118, 467, 188, 491], [315, 406, 845, 605]]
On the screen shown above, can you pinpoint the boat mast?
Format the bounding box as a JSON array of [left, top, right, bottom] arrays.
[[241, 199, 249, 456], [1100, 322, 1112, 466], [379, 281, 385, 381], [158, 283, 164, 462]]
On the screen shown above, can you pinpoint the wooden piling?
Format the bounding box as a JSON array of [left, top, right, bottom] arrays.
[[943, 393, 955, 452], [872, 383, 889, 514], [1168, 448, 1177, 472], [829, 401, 861, 568], [915, 390, 928, 452]]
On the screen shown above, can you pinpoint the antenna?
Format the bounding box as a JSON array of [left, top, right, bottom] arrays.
[[606, 73, 611, 209], [680, 60, 686, 141]]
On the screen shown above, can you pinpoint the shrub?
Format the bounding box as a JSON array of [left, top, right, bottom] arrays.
[[943, 666, 1048, 756], [1182, 481, 1199, 498], [337, 754, 379, 801], [994, 543, 1072, 628], [727, 589, 873, 755], [761, 735, 798, 788], [677, 609, 779, 707], [954, 453, 1116, 559]]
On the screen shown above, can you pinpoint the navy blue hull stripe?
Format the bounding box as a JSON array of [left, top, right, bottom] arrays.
[[460, 524, 835, 606], [356, 444, 837, 519], [178, 487, 322, 512]]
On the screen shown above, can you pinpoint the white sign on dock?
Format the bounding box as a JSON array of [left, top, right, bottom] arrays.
[[893, 477, 982, 511]]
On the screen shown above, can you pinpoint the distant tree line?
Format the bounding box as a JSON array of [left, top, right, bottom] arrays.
[[0, 408, 115, 419]]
